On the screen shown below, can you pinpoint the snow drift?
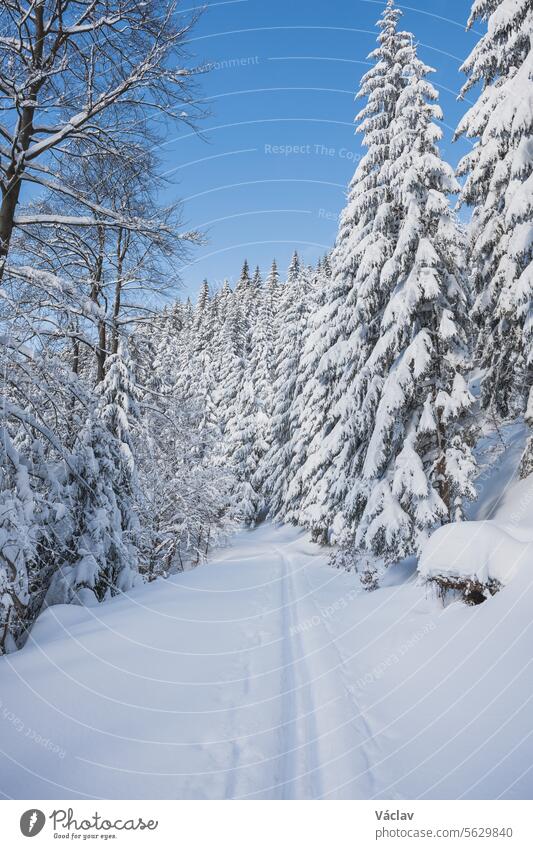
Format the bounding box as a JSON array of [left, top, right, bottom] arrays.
[[419, 520, 533, 591], [418, 421, 533, 601]]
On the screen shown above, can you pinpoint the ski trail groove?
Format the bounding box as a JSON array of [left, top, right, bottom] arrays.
[[300, 562, 377, 796], [277, 547, 323, 799]]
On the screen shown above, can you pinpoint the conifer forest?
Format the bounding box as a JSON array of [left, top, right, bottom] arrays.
[[0, 0, 532, 804]]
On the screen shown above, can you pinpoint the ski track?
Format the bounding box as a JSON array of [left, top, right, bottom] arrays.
[[0, 525, 378, 800], [281, 544, 376, 799], [277, 546, 323, 800]]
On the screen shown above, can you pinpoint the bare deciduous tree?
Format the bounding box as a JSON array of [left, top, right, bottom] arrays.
[[0, 0, 202, 279]]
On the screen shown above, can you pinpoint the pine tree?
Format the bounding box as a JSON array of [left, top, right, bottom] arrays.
[[253, 272, 277, 396], [350, 39, 477, 564], [98, 340, 142, 571], [265, 258, 281, 310], [252, 265, 262, 289], [49, 410, 136, 604], [49, 340, 143, 604], [0, 429, 36, 652], [224, 377, 266, 524], [287, 250, 300, 284], [266, 258, 280, 289], [293, 0, 413, 542], [520, 388, 533, 479], [284, 257, 334, 538], [193, 279, 211, 352], [234, 258, 261, 343], [197, 352, 222, 457], [194, 279, 210, 323], [455, 0, 533, 429], [217, 281, 277, 524], [282, 263, 324, 525], [236, 259, 251, 292], [133, 311, 239, 575], [260, 257, 312, 517], [217, 279, 233, 326], [215, 295, 247, 436]]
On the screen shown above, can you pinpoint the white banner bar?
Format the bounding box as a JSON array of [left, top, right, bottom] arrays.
[[1, 800, 532, 848]]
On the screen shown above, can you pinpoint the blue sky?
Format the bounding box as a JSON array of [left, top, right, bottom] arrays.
[[164, 0, 480, 299]]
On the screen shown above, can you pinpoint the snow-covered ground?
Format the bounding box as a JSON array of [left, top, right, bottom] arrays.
[[1, 424, 532, 800]]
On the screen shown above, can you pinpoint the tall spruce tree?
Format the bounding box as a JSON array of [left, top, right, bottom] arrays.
[[0, 428, 36, 652], [49, 342, 142, 603], [98, 341, 142, 572], [282, 262, 326, 526], [260, 256, 311, 517], [349, 39, 476, 565], [293, 0, 413, 542], [455, 0, 532, 440]]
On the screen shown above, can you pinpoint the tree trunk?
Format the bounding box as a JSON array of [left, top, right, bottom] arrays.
[[72, 336, 80, 376], [91, 226, 107, 383], [435, 412, 451, 514], [0, 3, 45, 282], [111, 228, 127, 355], [97, 321, 107, 383]]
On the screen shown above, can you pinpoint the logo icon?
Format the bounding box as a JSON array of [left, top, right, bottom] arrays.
[[20, 809, 46, 837]]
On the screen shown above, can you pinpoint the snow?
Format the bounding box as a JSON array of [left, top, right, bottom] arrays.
[[419, 421, 533, 588], [0, 0, 532, 805], [2, 426, 533, 800], [419, 516, 533, 587]]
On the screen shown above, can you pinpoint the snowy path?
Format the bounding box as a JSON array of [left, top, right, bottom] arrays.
[[1, 516, 533, 799], [0, 525, 373, 799]]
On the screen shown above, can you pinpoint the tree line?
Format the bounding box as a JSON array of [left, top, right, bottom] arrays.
[[166, 0, 532, 590], [0, 0, 531, 652]]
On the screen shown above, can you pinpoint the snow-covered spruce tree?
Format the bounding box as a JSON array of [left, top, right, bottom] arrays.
[[0, 428, 37, 653], [252, 265, 263, 289], [253, 274, 277, 393], [214, 271, 259, 519], [193, 279, 211, 351], [179, 300, 205, 403], [263, 258, 283, 372], [520, 388, 533, 478], [227, 279, 278, 524], [215, 293, 247, 438], [136, 319, 238, 573], [97, 340, 142, 571], [196, 354, 222, 458], [282, 261, 326, 526], [282, 257, 333, 533], [235, 259, 262, 332], [260, 256, 313, 518], [215, 279, 233, 329], [287, 250, 301, 284], [12, 419, 73, 621], [349, 42, 477, 567], [455, 0, 533, 436], [266, 258, 280, 289], [223, 380, 266, 525], [265, 258, 282, 317], [293, 0, 413, 543], [236, 259, 251, 291], [48, 342, 142, 604], [195, 279, 210, 317], [49, 410, 137, 604]]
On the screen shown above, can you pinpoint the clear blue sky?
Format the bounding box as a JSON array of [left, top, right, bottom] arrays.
[[163, 0, 479, 299]]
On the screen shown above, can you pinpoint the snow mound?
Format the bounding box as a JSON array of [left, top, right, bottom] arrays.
[[419, 461, 533, 596], [419, 520, 533, 588]]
